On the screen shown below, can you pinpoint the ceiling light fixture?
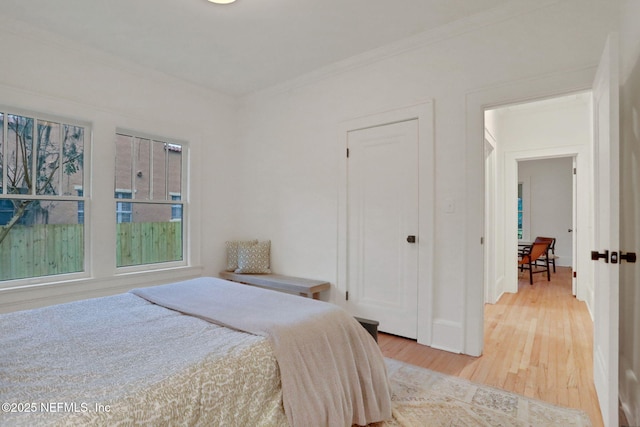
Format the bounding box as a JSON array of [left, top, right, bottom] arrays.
[[208, 0, 236, 3]]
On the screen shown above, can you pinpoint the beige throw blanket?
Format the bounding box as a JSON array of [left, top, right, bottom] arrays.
[[131, 277, 391, 427]]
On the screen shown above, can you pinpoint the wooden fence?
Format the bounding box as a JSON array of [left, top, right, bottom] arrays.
[[0, 222, 182, 281], [117, 221, 183, 267], [0, 224, 84, 281]]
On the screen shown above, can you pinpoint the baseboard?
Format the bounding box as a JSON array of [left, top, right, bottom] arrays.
[[619, 355, 639, 426], [431, 318, 463, 354]]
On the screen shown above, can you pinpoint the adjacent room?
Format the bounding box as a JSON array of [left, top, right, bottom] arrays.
[[1, 1, 639, 426], [475, 93, 598, 422]]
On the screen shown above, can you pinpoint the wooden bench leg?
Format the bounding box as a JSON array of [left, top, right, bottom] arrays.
[[299, 292, 320, 299]]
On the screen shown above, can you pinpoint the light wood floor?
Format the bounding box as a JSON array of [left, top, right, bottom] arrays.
[[378, 266, 603, 427]]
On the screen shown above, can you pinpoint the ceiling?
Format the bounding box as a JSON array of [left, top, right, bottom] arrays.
[[2, 0, 512, 96]]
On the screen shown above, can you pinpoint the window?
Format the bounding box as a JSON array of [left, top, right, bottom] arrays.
[[115, 190, 133, 223], [76, 187, 84, 224], [518, 183, 523, 239], [0, 110, 87, 282], [170, 193, 182, 221], [115, 131, 185, 268]]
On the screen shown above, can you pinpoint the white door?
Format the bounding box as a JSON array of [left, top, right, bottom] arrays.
[[347, 119, 419, 339], [591, 34, 619, 427]]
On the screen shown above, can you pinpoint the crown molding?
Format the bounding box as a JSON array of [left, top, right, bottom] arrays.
[[244, 0, 562, 102], [0, 14, 238, 107]]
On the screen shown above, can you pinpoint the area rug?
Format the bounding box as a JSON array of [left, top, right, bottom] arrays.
[[378, 358, 592, 427]]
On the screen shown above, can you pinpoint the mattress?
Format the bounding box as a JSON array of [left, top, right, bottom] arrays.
[[0, 292, 288, 426]]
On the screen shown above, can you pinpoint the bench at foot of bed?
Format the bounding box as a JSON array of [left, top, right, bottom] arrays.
[[219, 271, 330, 299]]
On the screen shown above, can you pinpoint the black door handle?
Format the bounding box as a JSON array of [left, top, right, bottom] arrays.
[[620, 252, 637, 263], [406, 235, 416, 243], [590, 250, 609, 263]]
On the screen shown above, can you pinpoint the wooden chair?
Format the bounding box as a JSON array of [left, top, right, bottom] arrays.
[[534, 236, 557, 273], [518, 241, 551, 285]]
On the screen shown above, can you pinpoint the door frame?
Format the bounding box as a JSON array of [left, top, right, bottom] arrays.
[[471, 42, 618, 424], [337, 101, 434, 346], [484, 99, 588, 306], [465, 66, 596, 356], [502, 150, 586, 298]]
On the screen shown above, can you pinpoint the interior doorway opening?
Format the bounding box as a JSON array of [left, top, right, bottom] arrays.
[[484, 91, 593, 422], [481, 90, 598, 421], [516, 156, 576, 290], [483, 91, 591, 303]]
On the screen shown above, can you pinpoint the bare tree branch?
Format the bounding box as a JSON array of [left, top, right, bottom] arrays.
[[0, 200, 32, 243], [0, 117, 83, 246]]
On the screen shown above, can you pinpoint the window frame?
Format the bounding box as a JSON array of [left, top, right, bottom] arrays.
[[114, 128, 188, 272], [517, 178, 531, 242], [0, 106, 91, 287]]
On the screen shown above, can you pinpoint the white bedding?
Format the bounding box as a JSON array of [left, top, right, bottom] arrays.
[[0, 292, 287, 426], [131, 277, 392, 427]]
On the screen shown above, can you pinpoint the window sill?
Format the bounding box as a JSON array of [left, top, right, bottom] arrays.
[[0, 265, 204, 314]]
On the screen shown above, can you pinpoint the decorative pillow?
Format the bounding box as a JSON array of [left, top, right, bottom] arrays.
[[225, 239, 258, 272], [235, 240, 271, 274]]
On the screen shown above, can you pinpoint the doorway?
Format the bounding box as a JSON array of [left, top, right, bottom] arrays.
[[483, 92, 591, 303], [482, 92, 597, 416], [517, 156, 575, 288], [467, 45, 618, 424]]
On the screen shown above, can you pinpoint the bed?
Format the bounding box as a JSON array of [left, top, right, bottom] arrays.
[[0, 277, 391, 426]]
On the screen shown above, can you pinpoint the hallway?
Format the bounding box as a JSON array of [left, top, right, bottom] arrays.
[[378, 266, 602, 426]]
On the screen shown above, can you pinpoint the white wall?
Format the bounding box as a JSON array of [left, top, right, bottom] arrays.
[[518, 157, 573, 266], [619, 0, 640, 423], [0, 1, 620, 355], [0, 16, 239, 312], [236, 1, 618, 354]]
